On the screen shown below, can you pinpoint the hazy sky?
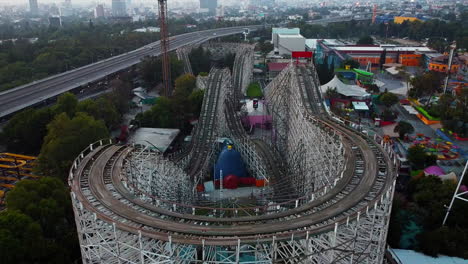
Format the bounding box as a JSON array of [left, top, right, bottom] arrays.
[[0, 0, 202, 5]]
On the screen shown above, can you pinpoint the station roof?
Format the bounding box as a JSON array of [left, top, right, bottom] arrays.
[[268, 62, 289, 72], [390, 249, 468, 264], [130, 127, 180, 153]]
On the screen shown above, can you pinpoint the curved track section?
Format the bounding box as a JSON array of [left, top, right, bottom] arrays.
[[69, 63, 398, 263]]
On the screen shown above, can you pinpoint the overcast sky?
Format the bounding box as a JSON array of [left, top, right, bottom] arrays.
[[0, 0, 209, 5], [0, 0, 199, 6]]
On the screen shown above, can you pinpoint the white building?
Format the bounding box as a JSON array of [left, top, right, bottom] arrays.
[[94, 4, 104, 18], [276, 34, 305, 55], [271, 27, 305, 55], [112, 0, 127, 16]]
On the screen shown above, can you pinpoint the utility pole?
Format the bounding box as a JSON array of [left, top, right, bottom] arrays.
[[443, 41, 456, 94], [158, 0, 171, 96]]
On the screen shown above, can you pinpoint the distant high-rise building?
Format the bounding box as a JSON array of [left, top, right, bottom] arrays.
[[112, 0, 127, 16], [200, 0, 217, 13], [29, 0, 39, 16], [216, 5, 224, 18], [48, 16, 62, 27], [94, 4, 105, 18]]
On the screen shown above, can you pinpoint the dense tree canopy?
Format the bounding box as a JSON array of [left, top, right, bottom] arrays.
[[408, 71, 442, 99], [394, 121, 414, 139], [1, 108, 54, 154], [139, 55, 184, 87], [380, 92, 399, 108], [0, 210, 46, 264], [189, 46, 212, 75], [135, 74, 205, 131], [357, 35, 374, 45], [5, 177, 79, 262], [37, 112, 109, 179], [407, 145, 437, 170], [0, 23, 159, 91], [174, 74, 197, 98]]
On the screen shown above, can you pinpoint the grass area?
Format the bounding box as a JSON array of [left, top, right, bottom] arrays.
[[246, 82, 263, 98], [410, 170, 423, 177]]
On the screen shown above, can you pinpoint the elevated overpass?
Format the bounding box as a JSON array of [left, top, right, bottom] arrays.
[[0, 25, 262, 119]]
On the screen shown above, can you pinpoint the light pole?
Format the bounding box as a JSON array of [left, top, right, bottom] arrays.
[[443, 160, 468, 226], [443, 41, 456, 94]]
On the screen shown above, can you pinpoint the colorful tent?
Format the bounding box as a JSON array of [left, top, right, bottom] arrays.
[[424, 166, 446, 176]]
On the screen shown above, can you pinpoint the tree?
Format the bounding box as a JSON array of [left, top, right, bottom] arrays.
[[136, 97, 175, 128], [417, 227, 468, 258], [53, 92, 78, 117], [258, 40, 273, 64], [357, 35, 374, 45], [407, 145, 437, 170], [174, 74, 196, 98], [408, 72, 442, 101], [407, 145, 427, 169], [0, 210, 47, 263], [1, 107, 54, 154], [77, 97, 120, 129], [340, 58, 360, 69], [108, 78, 132, 115], [188, 89, 204, 116], [380, 92, 399, 108], [189, 46, 212, 75], [37, 112, 109, 179], [394, 121, 414, 139], [221, 52, 236, 71]]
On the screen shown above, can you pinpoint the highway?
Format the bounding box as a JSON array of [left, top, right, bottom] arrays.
[[0, 25, 261, 119]]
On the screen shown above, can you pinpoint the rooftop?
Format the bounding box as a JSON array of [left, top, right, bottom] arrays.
[[305, 39, 318, 50], [272, 27, 300, 35], [130, 127, 180, 153], [431, 55, 464, 65], [334, 46, 434, 53], [277, 34, 305, 39]]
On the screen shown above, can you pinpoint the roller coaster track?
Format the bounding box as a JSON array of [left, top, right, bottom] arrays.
[[176, 47, 193, 75], [69, 61, 397, 263]]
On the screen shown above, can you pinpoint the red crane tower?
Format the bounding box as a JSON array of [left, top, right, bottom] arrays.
[[158, 0, 171, 96], [372, 4, 377, 24]]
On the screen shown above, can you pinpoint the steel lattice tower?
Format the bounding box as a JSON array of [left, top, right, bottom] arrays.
[[158, 0, 171, 96]]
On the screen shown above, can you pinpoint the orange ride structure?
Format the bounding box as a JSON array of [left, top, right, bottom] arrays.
[[0, 153, 39, 205]]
